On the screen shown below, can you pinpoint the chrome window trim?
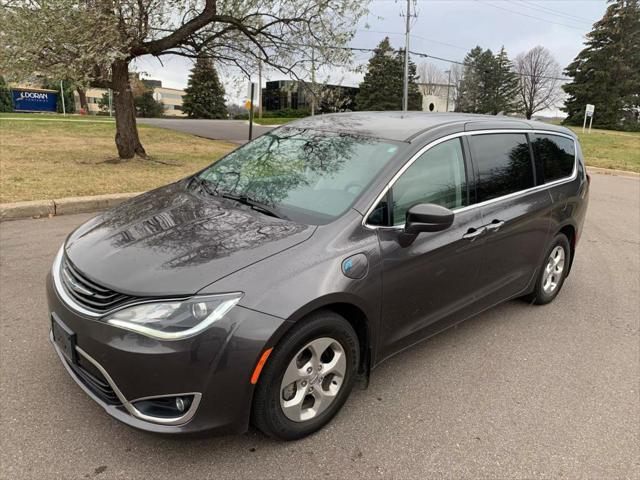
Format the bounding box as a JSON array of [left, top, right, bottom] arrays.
[[362, 129, 578, 230]]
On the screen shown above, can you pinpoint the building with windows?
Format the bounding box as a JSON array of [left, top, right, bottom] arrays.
[[152, 87, 185, 117], [262, 80, 358, 113], [76, 81, 186, 117]]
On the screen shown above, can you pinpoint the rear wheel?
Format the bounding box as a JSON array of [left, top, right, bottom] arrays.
[[251, 311, 359, 440], [524, 233, 571, 305]]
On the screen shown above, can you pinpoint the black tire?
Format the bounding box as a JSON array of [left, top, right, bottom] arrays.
[[251, 310, 359, 440], [524, 233, 571, 305]]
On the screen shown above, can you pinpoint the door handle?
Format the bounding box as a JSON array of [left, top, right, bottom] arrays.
[[485, 220, 505, 232], [462, 226, 486, 241]]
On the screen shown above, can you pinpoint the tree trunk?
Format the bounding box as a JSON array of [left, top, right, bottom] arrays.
[[111, 59, 146, 159], [77, 87, 88, 112]]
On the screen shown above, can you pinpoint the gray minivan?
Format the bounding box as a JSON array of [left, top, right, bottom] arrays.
[[47, 112, 589, 440]]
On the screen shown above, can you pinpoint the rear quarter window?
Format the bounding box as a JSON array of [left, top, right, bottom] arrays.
[[468, 133, 534, 202], [531, 134, 576, 183]]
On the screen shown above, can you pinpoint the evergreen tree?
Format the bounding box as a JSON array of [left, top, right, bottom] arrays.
[[356, 37, 421, 111], [182, 57, 228, 119], [457, 46, 519, 114], [489, 47, 520, 115], [0, 76, 13, 112], [134, 91, 164, 118], [456, 46, 490, 113], [563, 0, 640, 130]]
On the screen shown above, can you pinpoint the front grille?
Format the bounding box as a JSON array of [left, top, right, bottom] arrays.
[[67, 356, 121, 405], [60, 255, 137, 313]]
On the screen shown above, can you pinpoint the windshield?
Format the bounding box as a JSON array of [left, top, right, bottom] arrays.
[[196, 128, 404, 224]]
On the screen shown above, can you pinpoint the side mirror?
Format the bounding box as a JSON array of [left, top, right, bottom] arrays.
[[405, 203, 454, 234]]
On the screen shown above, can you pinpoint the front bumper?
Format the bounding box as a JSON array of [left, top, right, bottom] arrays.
[[46, 273, 288, 434]]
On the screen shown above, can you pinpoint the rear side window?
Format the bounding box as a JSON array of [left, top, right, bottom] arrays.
[[469, 133, 534, 202], [531, 134, 575, 183]]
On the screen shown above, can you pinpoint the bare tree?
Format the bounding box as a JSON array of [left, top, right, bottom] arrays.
[[1, 1, 368, 160], [417, 62, 445, 95], [514, 46, 562, 119], [448, 64, 464, 112]]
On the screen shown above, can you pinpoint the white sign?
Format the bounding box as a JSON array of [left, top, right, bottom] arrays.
[[583, 104, 595, 133], [585, 104, 595, 117], [247, 82, 258, 99]]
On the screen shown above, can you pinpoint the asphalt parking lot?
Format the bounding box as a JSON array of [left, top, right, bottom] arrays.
[[1, 172, 638, 479]]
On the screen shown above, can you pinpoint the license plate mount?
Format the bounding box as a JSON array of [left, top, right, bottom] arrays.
[[51, 314, 77, 364]]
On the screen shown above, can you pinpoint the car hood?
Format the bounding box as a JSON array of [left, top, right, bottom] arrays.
[[64, 181, 316, 296]]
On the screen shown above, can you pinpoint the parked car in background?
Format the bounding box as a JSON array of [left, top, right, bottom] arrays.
[[47, 112, 589, 440]]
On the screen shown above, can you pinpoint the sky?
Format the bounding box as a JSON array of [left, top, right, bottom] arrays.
[[134, 0, 609, 109]]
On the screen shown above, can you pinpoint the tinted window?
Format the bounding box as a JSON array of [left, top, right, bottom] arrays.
[[469, 133, 534, 202], [198, 128, 403, 224], [390, 138, 467, 225], [532, 134, 575, 183]]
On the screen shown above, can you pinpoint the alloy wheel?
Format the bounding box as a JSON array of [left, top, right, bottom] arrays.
[[542, 245, 566, 294], [279, 337, 347, 422]]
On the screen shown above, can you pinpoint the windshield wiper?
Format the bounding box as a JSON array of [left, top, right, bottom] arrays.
[[221, 192, 289, 220], [191, 176, 218, 196]]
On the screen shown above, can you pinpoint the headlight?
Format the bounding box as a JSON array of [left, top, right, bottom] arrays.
[[104, 293, 243, 341]]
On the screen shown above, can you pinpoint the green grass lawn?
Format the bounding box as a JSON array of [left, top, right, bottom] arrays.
[[253, 117, 300, 125], [1, 114, 637, 204], [0, 111, 115, 121], [567, 127, 639, 173], [0, 118, 235, 203]]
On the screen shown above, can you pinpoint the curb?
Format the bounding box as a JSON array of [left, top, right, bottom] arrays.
[[0, 192, 143, 222], [1, 165, 638, 222], [586, 166, 639, 178]]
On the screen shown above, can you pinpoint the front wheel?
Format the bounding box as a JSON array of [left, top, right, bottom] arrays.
[[524, 233, 571, 305], [251, 311, 359, 440]]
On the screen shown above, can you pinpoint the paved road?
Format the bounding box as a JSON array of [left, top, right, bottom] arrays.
[[1, 173, 638, 479], [138, 118, 275, 144]]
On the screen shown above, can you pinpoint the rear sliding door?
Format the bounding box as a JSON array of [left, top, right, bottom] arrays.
[[467, 132, 553, 307]]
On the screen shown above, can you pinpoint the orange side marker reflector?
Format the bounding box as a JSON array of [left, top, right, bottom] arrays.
[[250, 348, 273, 384]]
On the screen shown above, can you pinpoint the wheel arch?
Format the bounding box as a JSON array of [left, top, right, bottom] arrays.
[[557, 223, 577, 275], [280, 294, 374, 378]]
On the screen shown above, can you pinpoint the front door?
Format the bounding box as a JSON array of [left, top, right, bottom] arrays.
[[370, 137, 487, 360]]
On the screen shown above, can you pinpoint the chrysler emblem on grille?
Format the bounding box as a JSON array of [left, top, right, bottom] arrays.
[[62, 268, 94, 296]]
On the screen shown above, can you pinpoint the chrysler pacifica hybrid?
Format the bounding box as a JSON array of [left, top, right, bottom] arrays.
[[48, 112, 589, 440]]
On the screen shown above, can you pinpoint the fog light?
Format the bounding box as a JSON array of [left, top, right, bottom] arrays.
[[132, 394, 194, 419]]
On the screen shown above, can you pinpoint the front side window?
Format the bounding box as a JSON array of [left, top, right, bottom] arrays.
[[469, 133, 534, 202], [197, 128, 403, 224], [531, 134, 575, 183], [388, 138, 468, 226]]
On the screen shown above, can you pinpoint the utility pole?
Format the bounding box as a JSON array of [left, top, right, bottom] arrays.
[[445, 69, 451, 112], [402, 0, 411, 111]]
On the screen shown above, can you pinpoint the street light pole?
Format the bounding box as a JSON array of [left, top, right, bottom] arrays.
[[60, 80, 66, 116], [310, 47, 316, 116], [445, 69, 451, 112], [258, 59, 263, 119]]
